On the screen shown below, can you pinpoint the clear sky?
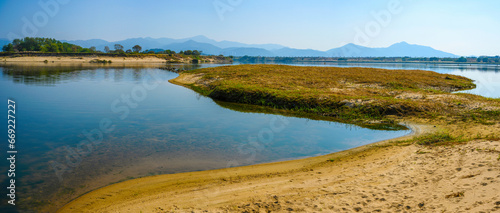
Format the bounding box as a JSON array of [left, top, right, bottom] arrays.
[[0, 0, 499, 56]]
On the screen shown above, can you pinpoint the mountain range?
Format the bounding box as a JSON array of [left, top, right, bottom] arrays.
[[2, 35, 458, 57]]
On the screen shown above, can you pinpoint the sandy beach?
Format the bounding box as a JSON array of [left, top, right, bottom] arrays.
[[57, 122, 500, 212]]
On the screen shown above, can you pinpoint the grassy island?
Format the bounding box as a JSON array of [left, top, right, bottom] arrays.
[[172, 65, 498, 133]]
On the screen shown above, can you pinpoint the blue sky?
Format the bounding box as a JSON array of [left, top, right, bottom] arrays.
[[0, 0, 499, 56]]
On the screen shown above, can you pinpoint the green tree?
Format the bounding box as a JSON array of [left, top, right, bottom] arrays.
[[104, 46, 110, 53], [456, 57, 467, 62], [79, 48, 91, 53], [114, 44, 124, 51], [48, 43, 59, 52], [12, 39, 21, 48], [2, 43, 14, 52], [40, 45, 48, 53], [132, 45, 142, 53], [90, 46, 97, 53]]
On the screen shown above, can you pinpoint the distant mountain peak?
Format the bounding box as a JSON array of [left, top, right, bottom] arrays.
[[190, 35, 210, 39], [390, 41, 411, 46], [343, 43, 360, 47]]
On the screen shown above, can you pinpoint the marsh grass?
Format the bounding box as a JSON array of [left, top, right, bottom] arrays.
[[414, 132, 466, 146], [181, 64, 499, 129]]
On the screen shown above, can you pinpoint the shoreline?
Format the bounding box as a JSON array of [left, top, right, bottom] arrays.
[[58, 123, 434, 212], [58, 122, 500, 212]]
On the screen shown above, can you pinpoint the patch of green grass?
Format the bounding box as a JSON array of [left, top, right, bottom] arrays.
[[459, 109, 500, 125], [416, 150, 430, 154], [187, 83, 211, 96], [415, 132, 466, 146]]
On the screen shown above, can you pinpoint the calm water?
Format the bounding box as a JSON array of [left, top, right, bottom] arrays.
[[0, 64, 410, 211]]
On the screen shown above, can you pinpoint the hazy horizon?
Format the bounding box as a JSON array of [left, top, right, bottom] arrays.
[[1, 0, 499, 56]]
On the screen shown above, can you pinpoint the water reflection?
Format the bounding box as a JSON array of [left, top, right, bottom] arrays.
[[0, 63, 212, 86]]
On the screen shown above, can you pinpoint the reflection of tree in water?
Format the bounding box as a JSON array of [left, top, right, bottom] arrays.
[[0, 64, 210, 86], [113, 68, 124, 82], [1, 65, 105, 86]]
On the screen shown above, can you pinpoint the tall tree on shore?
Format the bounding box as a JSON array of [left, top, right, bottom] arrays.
[[104, 46, 110, 53], [114, 44, 124, 51], [132, 45, 142, 53], [90, 46, 96, 53]]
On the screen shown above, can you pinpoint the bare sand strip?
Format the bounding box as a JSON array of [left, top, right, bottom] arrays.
[[1, 55, 228, 64]]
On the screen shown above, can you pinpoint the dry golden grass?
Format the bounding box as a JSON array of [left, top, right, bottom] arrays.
[[180, 64, 499, 130], [194, 64, 474, 92]]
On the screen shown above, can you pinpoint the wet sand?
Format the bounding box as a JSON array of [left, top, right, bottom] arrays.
[[55, 123, 499, 212]]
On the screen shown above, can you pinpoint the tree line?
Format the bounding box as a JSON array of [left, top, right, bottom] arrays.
[[2, 37, 92, 53]]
